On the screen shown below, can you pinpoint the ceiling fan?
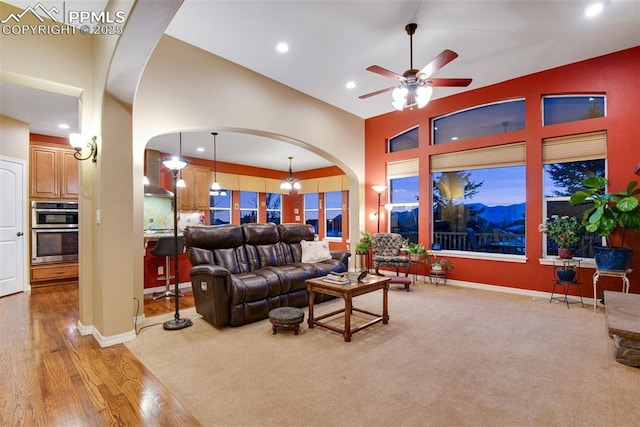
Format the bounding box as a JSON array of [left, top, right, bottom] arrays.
[[359, 23, 472, 111]]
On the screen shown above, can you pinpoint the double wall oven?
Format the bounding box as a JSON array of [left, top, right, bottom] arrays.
[[31, 201, 79, 265]]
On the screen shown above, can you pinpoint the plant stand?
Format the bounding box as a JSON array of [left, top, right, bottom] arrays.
[[428, 269, 447, 287], [592, 268, 631, 313], [550, 258, 583, 309]]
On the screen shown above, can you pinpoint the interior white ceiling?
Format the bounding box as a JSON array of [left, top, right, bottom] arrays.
[[2, 0, 639, 172]]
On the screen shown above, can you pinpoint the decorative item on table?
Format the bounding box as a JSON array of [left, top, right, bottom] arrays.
[[323, 272, 351, 285], [538, 215, 583, 259], [430, 256, 454, 274], [570, 176, 640, 270]]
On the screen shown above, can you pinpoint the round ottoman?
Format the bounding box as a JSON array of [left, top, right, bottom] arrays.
[[268, 307, 305, 335]]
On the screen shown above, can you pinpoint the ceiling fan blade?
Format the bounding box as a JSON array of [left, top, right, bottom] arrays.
[[358, 86, 395, 99], [416, 49, 459, 80], [425, 78, 472, 87], [366, 65, 404, 80]]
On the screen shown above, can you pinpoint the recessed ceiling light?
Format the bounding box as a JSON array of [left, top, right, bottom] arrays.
[[584, 2, 603, 17], [197, 147, 205, 152], [345, 81, 356, 89], [451, 136, 459, 141], [58, 123, 70, 129], [276, 42, 289, 53]]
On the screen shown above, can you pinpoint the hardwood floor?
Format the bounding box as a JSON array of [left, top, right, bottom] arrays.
[[0, 284, 200, 426]]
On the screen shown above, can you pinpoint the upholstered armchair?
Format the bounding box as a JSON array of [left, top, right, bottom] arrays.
[[371, 233, 410, 276]]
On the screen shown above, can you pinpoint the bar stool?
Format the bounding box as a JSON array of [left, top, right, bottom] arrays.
[[151, 236, 185, 300]]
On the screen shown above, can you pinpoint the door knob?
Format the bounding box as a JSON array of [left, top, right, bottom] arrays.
[[16, 232, 23, 236]]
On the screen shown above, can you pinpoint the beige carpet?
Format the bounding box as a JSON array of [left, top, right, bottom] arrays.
[[126, 283, 640, 427]]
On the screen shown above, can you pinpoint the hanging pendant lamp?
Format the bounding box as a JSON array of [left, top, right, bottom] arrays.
[[280, 156, 301, 192], [176, 133, 186, 188], [210, 132, 226, 196]]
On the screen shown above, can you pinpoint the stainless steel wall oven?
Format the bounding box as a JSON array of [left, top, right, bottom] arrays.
[[31, 201, 79, 265]]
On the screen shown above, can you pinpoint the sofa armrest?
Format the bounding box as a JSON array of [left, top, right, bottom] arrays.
[[189, 264, 232, 327], [330, 250, 351, 270]]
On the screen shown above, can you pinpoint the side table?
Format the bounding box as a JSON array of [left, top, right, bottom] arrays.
[[592, 268, 631, 313], [410, 259, 428, 283]]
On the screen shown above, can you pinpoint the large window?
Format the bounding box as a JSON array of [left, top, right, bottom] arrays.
[[265, 193, 281, 224], [543, 95, 605, 126], [388, 176, 419, 243], [542, 131, 606, 258], [325, 191, 342, 238], [433, 99, 525, 144], [240, 191, 258, 224], [210, 190, 231, 225], [304, 193, 319, 234], [388, 127, 418, 152], [432, 167, 526, 254]]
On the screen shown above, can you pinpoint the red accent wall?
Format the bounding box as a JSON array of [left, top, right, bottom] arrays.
[[364, 47, 640, 295]]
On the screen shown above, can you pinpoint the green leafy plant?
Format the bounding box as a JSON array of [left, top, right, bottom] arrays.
[[570, 176, 640, 247], [538, 215, 583, 249], [406, 242, 427, 256], [355, 230, 373, 253], [430, 256, 454, 273]]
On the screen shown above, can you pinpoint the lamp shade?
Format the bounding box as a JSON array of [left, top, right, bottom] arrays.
[[162, 156, 187, 171]]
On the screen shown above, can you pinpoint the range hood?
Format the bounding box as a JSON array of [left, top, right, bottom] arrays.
[[144, 149, 174, 198]]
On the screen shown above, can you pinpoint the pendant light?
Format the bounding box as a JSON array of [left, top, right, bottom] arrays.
[[210, 132, 226, 196], [176, 133, 186, 188], [280, 156, 301, 192]]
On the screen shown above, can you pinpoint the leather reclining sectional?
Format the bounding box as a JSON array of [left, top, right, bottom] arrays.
[[184, 223, 350, 327]]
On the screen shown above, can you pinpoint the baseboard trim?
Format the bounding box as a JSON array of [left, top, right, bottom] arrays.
[[77, 320, 137, 348]]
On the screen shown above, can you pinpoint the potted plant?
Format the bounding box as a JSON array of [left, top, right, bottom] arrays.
[[555, 264, 577, 282], [538, 215, 583, 259], [355, 231, 373, 254], [430, 256, 454, 274], [570, 176, 640, 270], [406, 242, 428, 261]]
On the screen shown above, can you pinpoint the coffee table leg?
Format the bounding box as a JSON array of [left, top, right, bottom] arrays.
[[383, 284, 389, 324], [308, 288, 315, 328], [344, 296, 352, 342]]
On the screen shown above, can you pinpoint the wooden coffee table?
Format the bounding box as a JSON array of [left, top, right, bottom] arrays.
[[306, 275, 390, 342]]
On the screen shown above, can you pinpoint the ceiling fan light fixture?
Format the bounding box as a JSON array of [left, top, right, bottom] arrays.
[[416, 85, 433, 108], [392, 86, 408, 102]]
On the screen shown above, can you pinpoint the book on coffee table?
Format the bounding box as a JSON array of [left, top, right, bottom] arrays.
[[322, 273, 351, 285]]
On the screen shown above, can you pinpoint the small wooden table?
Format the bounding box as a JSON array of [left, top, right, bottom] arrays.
[[306, 275, 390, 342]]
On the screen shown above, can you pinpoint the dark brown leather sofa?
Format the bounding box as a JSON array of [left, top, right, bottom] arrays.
[[184, 223, 350, 327]]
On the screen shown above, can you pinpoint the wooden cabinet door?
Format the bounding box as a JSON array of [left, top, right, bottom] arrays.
[[177, 167, 195, 210], [193, 167, 211, 210], [60, 149, 79, 199], [30, 145, 59, 198]]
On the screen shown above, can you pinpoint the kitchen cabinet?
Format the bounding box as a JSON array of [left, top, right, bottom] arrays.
[[31, 263, 79, 287], [30, 143, 78, 200], [177, 165, 210, 210]]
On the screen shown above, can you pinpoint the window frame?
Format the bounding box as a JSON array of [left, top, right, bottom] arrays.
[[324, 190, 343, 239], [209, 189, 231, 225]]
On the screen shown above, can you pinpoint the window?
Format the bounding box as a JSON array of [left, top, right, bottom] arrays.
[[433, 99, 525, 144], [304, 193, 319, 234], [325, 191, 342, 238], [240, 191, 258, 224], [388, 176, 419, 243], [542, 131, 606, 258], [388, 127, 418, 152], [265, 193, 281, 225], [432, 167, 526, 254], [543, 95, 605, 126], [210, 190, 231, 225]]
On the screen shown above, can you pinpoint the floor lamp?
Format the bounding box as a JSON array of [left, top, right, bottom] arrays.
[[372, 185, 387, 233], [162, 156, 193, 331]]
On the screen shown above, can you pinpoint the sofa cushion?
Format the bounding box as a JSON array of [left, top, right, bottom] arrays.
[[301, 240, 332, 263]]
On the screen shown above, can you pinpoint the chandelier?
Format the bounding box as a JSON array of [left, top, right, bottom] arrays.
[[280, 156, 301, 191], [210, 132, 226, 196], [392, 80, 433, 111]]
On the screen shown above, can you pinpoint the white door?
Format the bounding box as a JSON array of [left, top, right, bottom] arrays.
[[0, 158, 26, 297]]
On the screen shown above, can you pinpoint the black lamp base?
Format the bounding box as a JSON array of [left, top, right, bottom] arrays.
[[163, 317, 193, 330]]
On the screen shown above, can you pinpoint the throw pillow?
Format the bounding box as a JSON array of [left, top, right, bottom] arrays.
[[300, 240, 332, 263]]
